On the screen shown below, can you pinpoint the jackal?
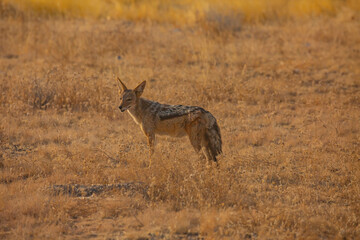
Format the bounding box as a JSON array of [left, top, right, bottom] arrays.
[[117, 78, 222, 166]]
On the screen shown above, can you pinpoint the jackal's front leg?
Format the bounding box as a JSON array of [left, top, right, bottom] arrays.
[[145, 133, 155, 167]]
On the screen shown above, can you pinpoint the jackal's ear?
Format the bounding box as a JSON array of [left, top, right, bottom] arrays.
[[117, 77, 127, 92], [134, 81, 146, 97]]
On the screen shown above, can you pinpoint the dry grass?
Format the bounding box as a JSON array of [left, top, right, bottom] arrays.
[[0, 3, 360, 239], [3, 0, 360, 24]]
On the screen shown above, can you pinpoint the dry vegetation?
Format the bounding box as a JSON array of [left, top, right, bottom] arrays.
[[5, 0, 360, 24], [0, 1, 360, 239]]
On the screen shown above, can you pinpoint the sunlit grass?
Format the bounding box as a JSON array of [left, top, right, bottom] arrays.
[[0, 5, 359, 238], [4, 0, 360, 24]]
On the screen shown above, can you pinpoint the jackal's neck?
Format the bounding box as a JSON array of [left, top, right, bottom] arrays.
[[127, 98, 152, 124]]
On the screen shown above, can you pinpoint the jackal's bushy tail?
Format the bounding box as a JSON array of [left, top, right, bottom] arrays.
[[203, 111, 222, 161]]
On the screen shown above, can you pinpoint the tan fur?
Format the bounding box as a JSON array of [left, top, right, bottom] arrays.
[[117, 78, 222, 167]]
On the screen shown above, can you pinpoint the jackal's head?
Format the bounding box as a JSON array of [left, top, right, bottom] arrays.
[[117, 78, 146, 112]]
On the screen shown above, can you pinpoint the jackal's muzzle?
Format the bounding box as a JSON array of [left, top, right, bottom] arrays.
[[119, 106, 126, 112]]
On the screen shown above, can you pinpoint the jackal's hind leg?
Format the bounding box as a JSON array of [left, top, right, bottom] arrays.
[[188, 132, 202, 154], [202, 146, 217, 163], [186, 119, 206, 160]]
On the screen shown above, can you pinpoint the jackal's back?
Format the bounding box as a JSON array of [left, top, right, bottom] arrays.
[[146, 101, 204, 121]]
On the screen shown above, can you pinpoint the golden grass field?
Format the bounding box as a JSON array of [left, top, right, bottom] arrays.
[[0, 1, 360, 239]]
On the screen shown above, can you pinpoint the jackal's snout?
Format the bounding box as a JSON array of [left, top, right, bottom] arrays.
[[119, 105, 129, 112]]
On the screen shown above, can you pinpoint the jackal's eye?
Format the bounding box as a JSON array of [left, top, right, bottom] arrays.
[[126, 99, 132, 102]]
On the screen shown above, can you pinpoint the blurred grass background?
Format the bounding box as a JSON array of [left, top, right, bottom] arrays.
[[3, 0, 360, 24]]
